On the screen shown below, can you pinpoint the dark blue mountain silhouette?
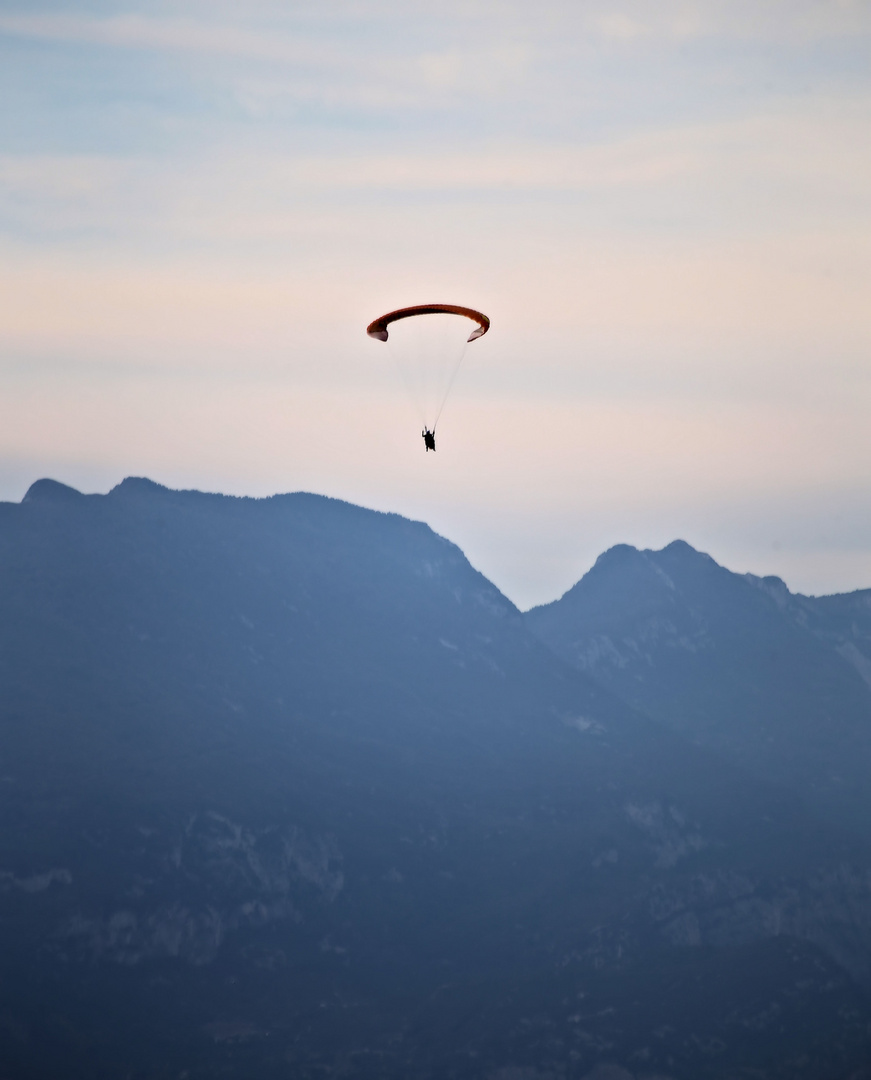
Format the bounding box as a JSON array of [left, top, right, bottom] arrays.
[[1, 483, 870, 1079]]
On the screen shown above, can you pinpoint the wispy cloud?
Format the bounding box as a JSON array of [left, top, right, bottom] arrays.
[[0, 13, 322, 63], [2, 95, 868, 232], [4, 3, 869, 52]]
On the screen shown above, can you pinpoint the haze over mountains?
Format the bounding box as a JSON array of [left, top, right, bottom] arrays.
[[1, 478, 871, 1079]]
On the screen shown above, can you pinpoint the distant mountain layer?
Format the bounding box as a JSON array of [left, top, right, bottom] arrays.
[[1, 481, 871, 1080], [526, 540, 871, 835]]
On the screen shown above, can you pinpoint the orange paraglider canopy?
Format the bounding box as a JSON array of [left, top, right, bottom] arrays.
[[366, 304, 489, 343]]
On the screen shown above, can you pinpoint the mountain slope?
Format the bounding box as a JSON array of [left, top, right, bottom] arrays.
[[1, 483, 871, 1079], [526, 540, 871, 835]]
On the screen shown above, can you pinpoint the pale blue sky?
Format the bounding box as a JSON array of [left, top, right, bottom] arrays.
[[1, 1, 870, 606]]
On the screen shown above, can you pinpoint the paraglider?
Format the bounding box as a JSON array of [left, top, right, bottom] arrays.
[[367, 304, 489, 451]]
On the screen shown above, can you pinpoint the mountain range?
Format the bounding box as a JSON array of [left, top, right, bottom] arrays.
[[1, 478, 870, 1080]]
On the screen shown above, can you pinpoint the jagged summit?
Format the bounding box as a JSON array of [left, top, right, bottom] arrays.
[[592, 538, 708, 566], [542, 539, 722, 616], [526, 537, 871, 837], [108, 476, 172, 498]]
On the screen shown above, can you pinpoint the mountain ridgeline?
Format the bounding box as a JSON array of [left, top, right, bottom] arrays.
[[1, 480, 870, 1079], [526, 540, 871, 834]]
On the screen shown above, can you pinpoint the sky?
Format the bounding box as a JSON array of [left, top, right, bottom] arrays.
[[1, 0, 870, 608]]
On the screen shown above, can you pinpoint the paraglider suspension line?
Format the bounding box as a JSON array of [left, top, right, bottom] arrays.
[[431, 341, 468, 432]]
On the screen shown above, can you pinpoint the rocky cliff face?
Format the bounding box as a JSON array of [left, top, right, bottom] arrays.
[[1, 483, 871, 1079]]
